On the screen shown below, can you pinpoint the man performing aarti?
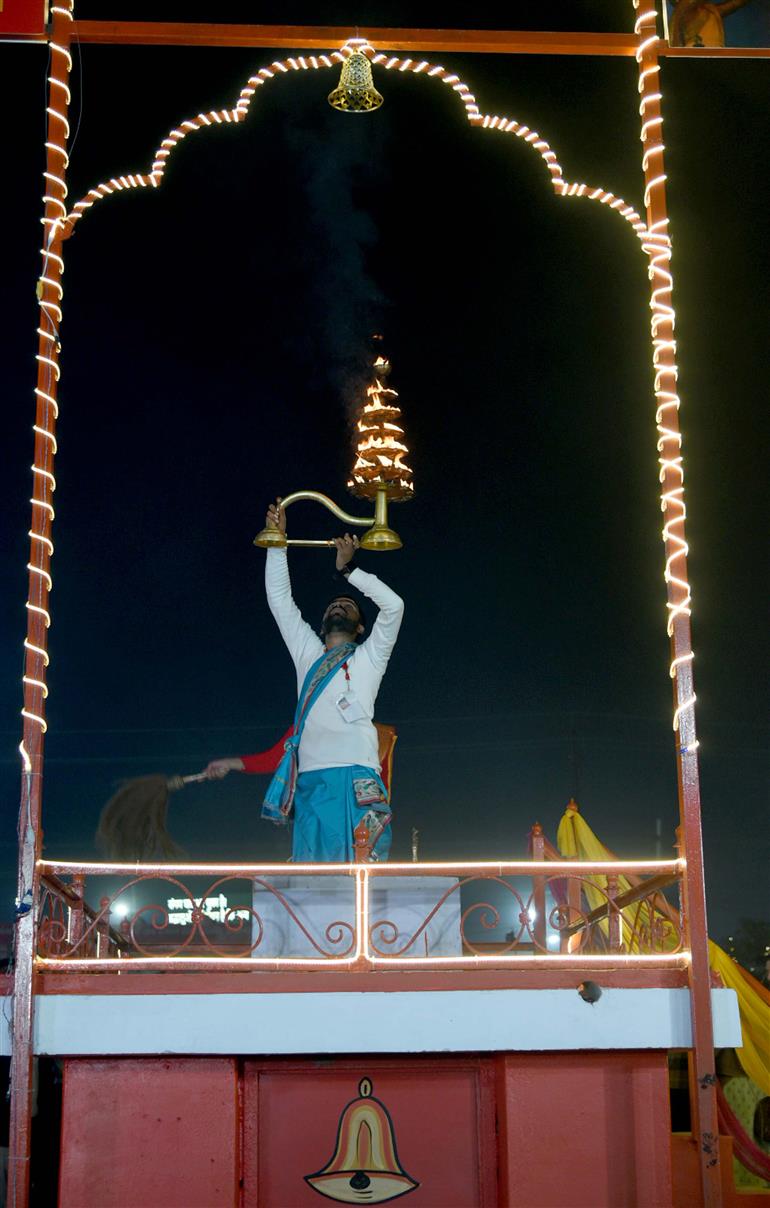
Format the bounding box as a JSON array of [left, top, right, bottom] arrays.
[[205, 499, 404, 862]]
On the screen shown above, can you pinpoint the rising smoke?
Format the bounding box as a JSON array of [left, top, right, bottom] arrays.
[[284, 103, 389, 410]]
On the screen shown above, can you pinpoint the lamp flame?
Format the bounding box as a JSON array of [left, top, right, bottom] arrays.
[[348, 350, 414, 502]]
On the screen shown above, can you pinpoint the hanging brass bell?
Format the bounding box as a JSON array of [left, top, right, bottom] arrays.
[[328, 51, 383, 113], [305, 1078, 418, 1203]]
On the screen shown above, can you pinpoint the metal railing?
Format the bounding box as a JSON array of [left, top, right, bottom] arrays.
[[39, 870, 131, 959], [36, 856, 687, 972]]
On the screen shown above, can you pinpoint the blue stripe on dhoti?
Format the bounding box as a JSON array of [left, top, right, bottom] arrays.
[[291, 765, 392, 863]]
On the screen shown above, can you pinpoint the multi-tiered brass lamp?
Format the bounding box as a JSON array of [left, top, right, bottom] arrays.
[[254, 349, 413, 552]]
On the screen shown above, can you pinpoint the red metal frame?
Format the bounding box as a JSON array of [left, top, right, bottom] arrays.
[[34, 965, 692, 995], [634, 7, 721, 1203], [60, 23, 643, 55], [41, 21, 770, 58], [10, 6, 73, 1204], [9, 6, 727, 1204]]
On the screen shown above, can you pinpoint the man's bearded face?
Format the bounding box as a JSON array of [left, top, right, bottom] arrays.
[[321, 598, 361, 638]]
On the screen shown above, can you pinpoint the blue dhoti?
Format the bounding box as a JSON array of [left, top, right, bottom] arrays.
[[292, 765, 392, 863]]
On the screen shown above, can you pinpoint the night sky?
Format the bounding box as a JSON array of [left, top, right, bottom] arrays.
[[1, 4, 768, 940]]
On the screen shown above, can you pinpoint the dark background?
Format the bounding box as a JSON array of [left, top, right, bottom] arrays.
[[1, 4, 768, 941]]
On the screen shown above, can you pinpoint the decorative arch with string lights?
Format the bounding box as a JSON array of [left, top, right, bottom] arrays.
[[24, 12, 697, 790]]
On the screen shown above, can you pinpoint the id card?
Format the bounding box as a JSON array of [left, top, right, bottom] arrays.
[[336, 691, 367, 723]]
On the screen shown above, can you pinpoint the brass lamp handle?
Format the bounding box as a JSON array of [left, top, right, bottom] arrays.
[[254, 485, 402, 552], [279, 490, 374, 529]]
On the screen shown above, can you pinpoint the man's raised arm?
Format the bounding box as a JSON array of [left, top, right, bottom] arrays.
[[264, 499, 323, 674], [348, 564, 405, 673]]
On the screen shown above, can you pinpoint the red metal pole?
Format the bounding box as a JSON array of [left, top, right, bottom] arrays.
[[8, 5, 73, 1205], [633, 3, 721, 1202]]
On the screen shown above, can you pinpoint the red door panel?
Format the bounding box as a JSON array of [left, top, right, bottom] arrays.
[[243, 1057, 497, 1207], [496, 1052, 672, 1207], [59, 1057, 240, 1208]]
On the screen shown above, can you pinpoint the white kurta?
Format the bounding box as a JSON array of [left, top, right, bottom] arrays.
[[265, 549, 404, 773]]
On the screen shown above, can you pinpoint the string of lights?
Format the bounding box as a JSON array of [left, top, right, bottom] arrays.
[[20, 1, 74, 774], [633, 4, 699, 756], [37, 951, 690, 972], [40, 858, 685, 875], [61, 39, 649, 246]]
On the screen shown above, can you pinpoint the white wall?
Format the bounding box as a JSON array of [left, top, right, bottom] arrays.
[[0, 987, 741, 1056]]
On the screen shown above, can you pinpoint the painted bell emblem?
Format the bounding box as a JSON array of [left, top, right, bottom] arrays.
[[305, 1078, 418, 1203]]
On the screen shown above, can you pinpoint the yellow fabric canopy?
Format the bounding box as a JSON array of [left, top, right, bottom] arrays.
[[556, 803, 770, 1096], [709, 940, 770, 1098], [556, 803, 679, 952]]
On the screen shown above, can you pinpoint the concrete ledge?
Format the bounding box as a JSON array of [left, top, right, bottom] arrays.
[[0, 987, 741, 1055]]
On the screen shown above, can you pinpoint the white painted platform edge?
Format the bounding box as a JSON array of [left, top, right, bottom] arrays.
[[0, 987, 740, 1056]]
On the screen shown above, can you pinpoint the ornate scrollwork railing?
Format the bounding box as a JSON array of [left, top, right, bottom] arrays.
[[34, 858, 685, 972], [367, 871, 683, 959]]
